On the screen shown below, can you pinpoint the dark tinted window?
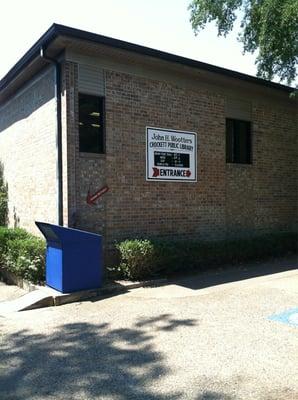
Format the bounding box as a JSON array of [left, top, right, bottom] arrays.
[[226, 118, 251, 164], [79, 93, 105, 153]]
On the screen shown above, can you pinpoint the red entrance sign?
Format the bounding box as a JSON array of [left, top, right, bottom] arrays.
[[152, 167, 191, 178]]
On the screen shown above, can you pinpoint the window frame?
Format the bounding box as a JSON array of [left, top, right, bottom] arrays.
[[78, 92, 106, 154], [226, 118, 252, 165]]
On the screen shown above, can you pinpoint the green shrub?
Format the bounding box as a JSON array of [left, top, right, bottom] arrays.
[[116, 232, 297, 280], [0, 227, 46, 284], [4, 237, 46, 284], [0, 227, 30, 265], [116, 239, 155, 280]]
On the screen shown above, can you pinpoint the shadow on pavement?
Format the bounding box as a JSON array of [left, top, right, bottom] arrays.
[[135, 313, 196, 332], [1, 314, 295, 399], [1, 314, 229, 400], [196, 392, 234, 400], [171, 257, 297, 291]]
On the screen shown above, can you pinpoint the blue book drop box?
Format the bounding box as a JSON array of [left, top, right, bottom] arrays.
[[36, 222, 103, 293]]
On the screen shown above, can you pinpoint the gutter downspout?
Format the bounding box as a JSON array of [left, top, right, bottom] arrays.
[[40, 47, 63, 226]]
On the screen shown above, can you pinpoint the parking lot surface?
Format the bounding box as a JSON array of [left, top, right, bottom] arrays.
[[0, 257, 297, 399]]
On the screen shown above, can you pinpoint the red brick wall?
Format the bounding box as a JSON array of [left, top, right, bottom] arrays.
[[0, 67, 58, 235], [104, 71, 227, 245], [64, 64, 297, 263]]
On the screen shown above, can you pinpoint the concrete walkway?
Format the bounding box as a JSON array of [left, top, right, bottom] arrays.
[[0, 281, 25, 302], [0, 256, 296, 313], [0, 256, 297, 399]]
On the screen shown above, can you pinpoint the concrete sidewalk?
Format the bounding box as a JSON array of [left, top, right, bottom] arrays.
[[0, 275, 167, 314], [0, 281, 26, 302], [0, 256, 297, 314]]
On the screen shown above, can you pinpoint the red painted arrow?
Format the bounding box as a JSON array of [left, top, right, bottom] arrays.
[[152, 167, 160, 177], [186, 170, 191, 177], [87, 185, 109, 205]]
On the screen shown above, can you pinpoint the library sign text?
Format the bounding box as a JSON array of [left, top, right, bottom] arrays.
[[146, 127, 197, 182]]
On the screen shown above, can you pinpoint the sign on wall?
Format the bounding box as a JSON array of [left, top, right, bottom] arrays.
[[146, 127, 197, 182], [86, 185, 109, 205]]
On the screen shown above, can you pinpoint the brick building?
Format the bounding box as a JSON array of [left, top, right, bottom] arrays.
[[0, 24, 297, 261]]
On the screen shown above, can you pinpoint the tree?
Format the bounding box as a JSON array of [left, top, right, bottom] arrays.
[[0, 162, 8, 226], [189, 0, 298, 84]]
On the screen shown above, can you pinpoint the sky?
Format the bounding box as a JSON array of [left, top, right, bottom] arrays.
[[0, 0, 259, 81]]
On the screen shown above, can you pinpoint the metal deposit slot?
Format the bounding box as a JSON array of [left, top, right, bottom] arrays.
[[154, 151, 190, 168]]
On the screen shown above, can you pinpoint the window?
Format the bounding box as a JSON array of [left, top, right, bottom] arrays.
[[226, 118, 251, 164], [79, 93, 105, 153]]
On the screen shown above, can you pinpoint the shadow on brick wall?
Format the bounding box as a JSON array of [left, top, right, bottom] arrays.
[[13, 206, 20, 228], [0, 67, 55, 132]]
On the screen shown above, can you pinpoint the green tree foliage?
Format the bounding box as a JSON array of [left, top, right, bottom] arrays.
[[189, 0, 298, 84], [0, 162, 8, 226]]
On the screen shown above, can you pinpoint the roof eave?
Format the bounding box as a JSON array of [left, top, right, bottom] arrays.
[[0, 23, 294, 95], [0, 24, 59, 93]]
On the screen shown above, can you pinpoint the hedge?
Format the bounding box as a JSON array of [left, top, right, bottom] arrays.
[[116, 232, 298, 280], [0, 227, 45, 284]]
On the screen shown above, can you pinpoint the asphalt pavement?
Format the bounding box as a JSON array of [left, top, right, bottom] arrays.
[[0, 257, 297, 399]]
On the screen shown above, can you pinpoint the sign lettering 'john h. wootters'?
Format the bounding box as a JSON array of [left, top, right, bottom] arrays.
[[146, 127, 197, 182]]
